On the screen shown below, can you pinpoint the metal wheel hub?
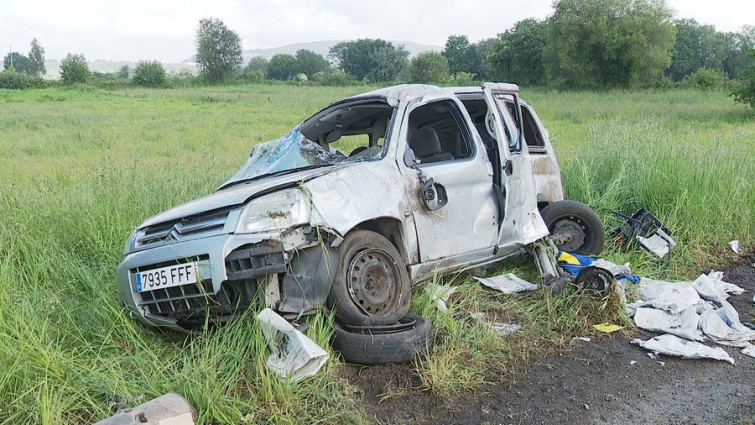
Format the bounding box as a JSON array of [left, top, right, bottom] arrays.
[[347, 248, 400, 316], [552, 217, 587, 252]]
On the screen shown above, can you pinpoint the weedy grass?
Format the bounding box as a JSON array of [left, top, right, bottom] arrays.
[[0, 85, 752, 423]]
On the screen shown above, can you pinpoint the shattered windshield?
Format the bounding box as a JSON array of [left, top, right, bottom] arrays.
[[222, 129, 384, 188]]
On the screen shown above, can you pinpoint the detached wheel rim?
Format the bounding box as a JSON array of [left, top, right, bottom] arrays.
[[552, 216, 589, 252], [347, 248, 401, 316]]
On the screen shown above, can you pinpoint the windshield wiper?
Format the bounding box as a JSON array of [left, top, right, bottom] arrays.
[[219, 164, 335, 190]]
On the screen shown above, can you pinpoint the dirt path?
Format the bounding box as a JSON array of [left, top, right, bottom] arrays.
[[348, 253, 755, 424]]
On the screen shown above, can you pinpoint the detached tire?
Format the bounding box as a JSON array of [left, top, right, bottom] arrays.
[[332, 314, 433, 365], [327, 230, 411, 326], [541, 200, 605, 255]]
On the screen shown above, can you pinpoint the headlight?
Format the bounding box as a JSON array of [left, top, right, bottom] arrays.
[[236, 189, 310, 234]]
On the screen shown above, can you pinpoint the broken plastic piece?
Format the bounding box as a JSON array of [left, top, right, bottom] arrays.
[[575, 336, 591, 342], [490, 322, 522, 336], [257, 308, 329, 382], [94, 393, 196, 425], [728, 240, 740, 254], [593, 322, 624, 333], [474, 273, 538, 294], [629, 360, 637, 365], [425, 282, 455, 312], [632, 334, 735, 364]]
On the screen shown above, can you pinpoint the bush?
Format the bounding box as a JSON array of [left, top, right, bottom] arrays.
[[448, 72, 476, 86], [311, 69, 355, 86], [0, 69, 45, 89], [731, 49, 755, 108], [680, 68, 727, 89], [132, 61, 167, 87], [60, 53, 91, 84]]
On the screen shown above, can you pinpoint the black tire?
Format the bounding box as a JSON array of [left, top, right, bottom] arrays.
[[331, 314, 433, 365], [327, 230, 411, 326], [540, 200, 605, 255], [576, 266, 615, 295]]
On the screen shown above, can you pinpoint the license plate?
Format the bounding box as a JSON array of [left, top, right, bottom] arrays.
[[136, 262, 198, 292]]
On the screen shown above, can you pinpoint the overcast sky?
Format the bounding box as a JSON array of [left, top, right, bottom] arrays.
[[1, 0, 753, 63]]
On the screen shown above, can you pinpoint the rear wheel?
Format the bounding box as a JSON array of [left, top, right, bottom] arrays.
[[541, 200, 605, 255], [327, 230, 411, 326]]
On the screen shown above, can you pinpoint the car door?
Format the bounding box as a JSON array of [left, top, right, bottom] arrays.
[[480, 84, 551, 252], [403, 97, 499, 262]]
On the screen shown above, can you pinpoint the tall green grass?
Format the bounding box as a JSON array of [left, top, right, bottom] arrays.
[[0, 85, 752, 423]]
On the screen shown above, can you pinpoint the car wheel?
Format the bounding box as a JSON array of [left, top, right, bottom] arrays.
[[541, 200, 605, 255], [327, 230, 411, 326], [331, 314, 433, 365], [576, 266, 615, 295]]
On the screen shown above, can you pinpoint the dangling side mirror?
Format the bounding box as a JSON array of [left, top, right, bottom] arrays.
[[419, 178, 448, 211]]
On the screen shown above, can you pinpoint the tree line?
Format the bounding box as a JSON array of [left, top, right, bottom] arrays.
[[2, 0, 754, 106]]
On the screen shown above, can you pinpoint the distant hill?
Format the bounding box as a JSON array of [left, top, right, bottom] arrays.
[[40, 39, 443, 79], [242, 40, 442, 61]]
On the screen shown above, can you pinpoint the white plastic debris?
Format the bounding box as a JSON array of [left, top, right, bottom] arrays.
[[474, 273, 538, 294], [257, 308, 329, 382], [629, 360, 637, 365], [728, 240, 740, 254], [490, 322, 522, 336], [469, 311, 486, 321], [637, 229, 675, 257], [705, 271, 744, 296], [656, 361, 665, 366], [647, 352, 660, 360], [632, 334, 735, 364], [742, 344, 755, 359], [633, 306, 705, 341], [425, 282, 456, 312], [575, 336, 591, 342]]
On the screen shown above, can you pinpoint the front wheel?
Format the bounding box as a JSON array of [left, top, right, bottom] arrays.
[[327, 230, 411, 326], [540, 200, 605, 255]]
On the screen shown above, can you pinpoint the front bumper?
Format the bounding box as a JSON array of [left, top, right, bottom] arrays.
[[117, 227, 314, 331]]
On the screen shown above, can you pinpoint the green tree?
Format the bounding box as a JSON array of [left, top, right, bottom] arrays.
[[266, 54, 298, 80], [3, 52, 28, 74], [243, 56, 268, 81], [723, 26, 755, 80], [409, 51, 450, 83], [295, 49, 329, 78], [59, 53, 90, 84], [489, 19, 547, 85], [132, 61, 166, 87], [442, 35, 477, 74], [732, 49, 755, 108], [195, 18, 243, 83], [330, 39, 408, 82], [544, 0, 676, 87], [472, 38, 497, 80], [667, 19, 731, 81], [117, 65, 130, 79], [27, 39, 45, 76]]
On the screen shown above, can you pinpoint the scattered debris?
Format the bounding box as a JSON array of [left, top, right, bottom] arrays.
[[425, 282, 456, 312], [629, 360, 637, 365], [728, 240, 740, 254], [257, 308, 329, 382], [612, 209, 675, 258], [490, 323, 522, 336], [469, 311, 486, 321], [474, 273, 538, 294], [94, 393, 196, 425], [575, 336, 592, 342], [631, 334, 735, 364], [593, 322, 624, 333], [656, 361, 666, 366], [647, 352, 660, 360], [742, 344, 755, 359], [557, 251, 640, 284], [583, 403, 590, 410]]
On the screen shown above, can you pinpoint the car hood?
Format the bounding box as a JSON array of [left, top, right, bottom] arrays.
[[138, 166, 343, 229]]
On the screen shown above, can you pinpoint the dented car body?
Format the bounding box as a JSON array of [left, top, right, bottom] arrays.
[[117, 83, 575, 332]]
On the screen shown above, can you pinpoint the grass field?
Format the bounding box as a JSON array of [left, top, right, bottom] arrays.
[[0, 84, 752, 424]]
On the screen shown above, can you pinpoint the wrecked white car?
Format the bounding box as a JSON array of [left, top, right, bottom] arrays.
[[117, 83, 604, 332]]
